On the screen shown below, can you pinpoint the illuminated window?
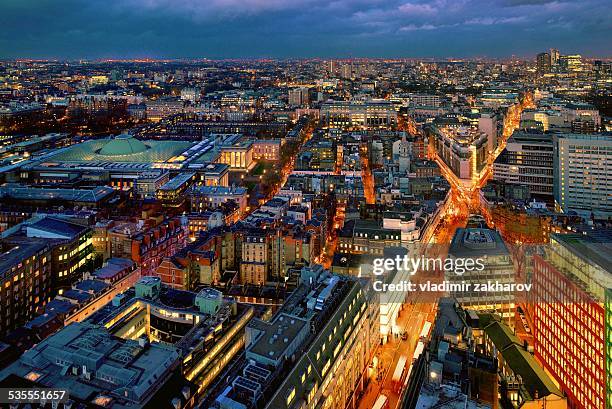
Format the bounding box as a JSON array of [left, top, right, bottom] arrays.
[[286, 387, 296, 406]]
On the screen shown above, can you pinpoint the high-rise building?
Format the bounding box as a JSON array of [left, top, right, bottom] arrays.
[[550, 48, 560, 66], [536, 52, 551, 74], [493, 132, 554, 199], [341, 63, 352, 79], [288, 87, 310, 107], [531, 230, 611, 409], [560, 54, 583, 72], [553, 133, 612, 220]]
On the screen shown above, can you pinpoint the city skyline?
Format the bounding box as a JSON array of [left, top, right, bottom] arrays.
[[1, 0, 611, 59], [0, 8, 610, 407]]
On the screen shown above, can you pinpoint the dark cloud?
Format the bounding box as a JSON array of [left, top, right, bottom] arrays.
[[503, 0, 559, 5], [0, 0, 609, 58]]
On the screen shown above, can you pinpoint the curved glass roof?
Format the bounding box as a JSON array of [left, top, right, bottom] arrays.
[[99, 134, 148, 156], [48, 138, 194, 164]]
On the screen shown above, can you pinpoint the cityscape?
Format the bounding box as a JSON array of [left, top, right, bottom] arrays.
[[0, 2, 611, 409]]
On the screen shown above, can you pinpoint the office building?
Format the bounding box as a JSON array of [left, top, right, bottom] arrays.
[[559, 54, 583, 73], [493, 132, 554, 199], [550, 48, 560, 66], [320, 100, 397, 129], [530, 230, 611, 409], [448, 228, 515, 323], [156, 172, 196, 207], [553, 133, 612, 220], [213, 267, 377, 409], [429, 124, 489, 180], [536, 52, 551, 74], [288, 87, 310, 107]]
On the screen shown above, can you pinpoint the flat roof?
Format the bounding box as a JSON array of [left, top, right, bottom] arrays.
[[0, 185, 115, 203], [449, 228, 509, 257], [552, 230, 612, 274], [159, 172, 195, 191], [248, 313, 309, 359]]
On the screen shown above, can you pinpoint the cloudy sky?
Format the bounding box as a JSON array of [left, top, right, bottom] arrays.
[[1, 0, 610, 59]]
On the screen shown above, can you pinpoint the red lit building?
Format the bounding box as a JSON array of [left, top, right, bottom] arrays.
[[530, 231, 610, 409]]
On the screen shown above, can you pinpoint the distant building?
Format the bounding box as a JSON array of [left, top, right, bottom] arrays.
[[180, 87, 201, 103], [146, 97, 186, 121], [252, 139, 283, 161], [536, 52, 551, 74], [288, 87, 310, 107], [320, 100, 397, 129]]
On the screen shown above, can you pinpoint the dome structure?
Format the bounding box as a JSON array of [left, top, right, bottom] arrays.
[[98, 134, 149, 156]]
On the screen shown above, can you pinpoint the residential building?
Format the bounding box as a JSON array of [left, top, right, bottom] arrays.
[[0, 239, 52, 337]]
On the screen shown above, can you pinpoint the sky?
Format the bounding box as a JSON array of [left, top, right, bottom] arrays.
[[0, 0, 610, 59]]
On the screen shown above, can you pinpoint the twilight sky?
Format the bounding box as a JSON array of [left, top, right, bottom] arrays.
[[1, 0, 610, 59]]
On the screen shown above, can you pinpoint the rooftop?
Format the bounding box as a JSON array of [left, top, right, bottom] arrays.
[[0, 240, 49, 277], [0, 322, 180, 408], [27, 216, 89, 240], [449, 228, 509, 257], [551, 230, 612, 275], [158, 172, 195, 191], [99, 134, 148, 156], [44, 136, 193, 164], [0, 185, 115, 204]]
